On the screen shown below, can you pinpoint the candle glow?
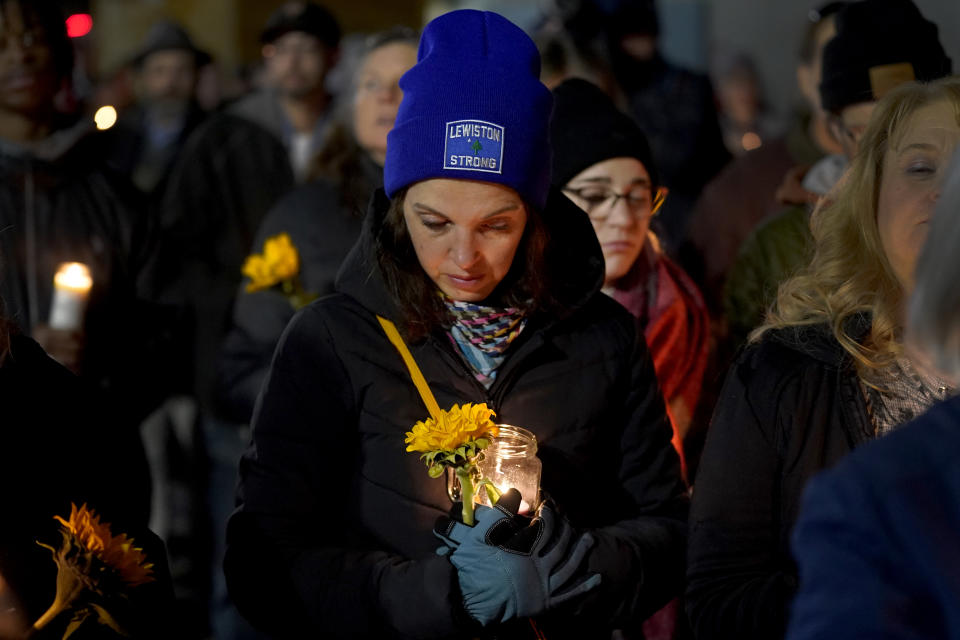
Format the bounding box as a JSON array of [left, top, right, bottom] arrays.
[[50, 262, 92, 331], [94, 106, 118, 131], [54, 263, 93, 293]]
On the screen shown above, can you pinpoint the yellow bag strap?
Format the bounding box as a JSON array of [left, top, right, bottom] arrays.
[[377, 315, 442, 421]]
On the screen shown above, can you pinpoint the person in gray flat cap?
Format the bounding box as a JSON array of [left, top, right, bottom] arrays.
[[104, 20, 211, 196]]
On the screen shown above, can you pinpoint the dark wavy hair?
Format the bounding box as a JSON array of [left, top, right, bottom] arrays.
[[376, 188, 555, 341]]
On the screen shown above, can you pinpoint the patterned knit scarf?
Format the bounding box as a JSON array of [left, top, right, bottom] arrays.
[[861, 356, 954, 437], [444, 297, 527, 388]]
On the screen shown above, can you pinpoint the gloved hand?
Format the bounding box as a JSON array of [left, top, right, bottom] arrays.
[[434, 489, 601, 627]]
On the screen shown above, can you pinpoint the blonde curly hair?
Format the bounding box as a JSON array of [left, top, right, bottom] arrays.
[[754, 77, 960, 375]]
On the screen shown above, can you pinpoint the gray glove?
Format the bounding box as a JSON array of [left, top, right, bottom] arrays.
[[434, 489, 601, 626]]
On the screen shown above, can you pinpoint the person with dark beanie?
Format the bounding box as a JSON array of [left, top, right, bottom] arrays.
[[551, 78, 709, 483], [724, 0, 952, 347], [224, 10, 686, 639]]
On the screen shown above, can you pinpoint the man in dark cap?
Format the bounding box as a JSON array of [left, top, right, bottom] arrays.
[[105, 20, 210, 195], [230, 1, 341, 181], [724, 0, 952, 347]]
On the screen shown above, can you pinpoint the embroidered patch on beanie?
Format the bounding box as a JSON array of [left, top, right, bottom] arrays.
[[384, 10, 553, 208], [443, 119, 504, 174]]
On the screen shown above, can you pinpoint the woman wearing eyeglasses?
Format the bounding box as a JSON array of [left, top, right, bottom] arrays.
[[551, 78, 709, 480]]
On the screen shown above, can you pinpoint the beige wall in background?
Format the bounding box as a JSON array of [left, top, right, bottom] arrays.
[[93, 0, 238, 74], [92, 0, 424, 77]]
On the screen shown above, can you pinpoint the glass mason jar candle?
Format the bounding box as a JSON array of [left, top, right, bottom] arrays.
[[447, 425, 542, 514]]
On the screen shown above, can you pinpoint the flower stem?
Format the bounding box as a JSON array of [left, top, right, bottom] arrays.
[[33, 557, 85, 632], [456, 466, 475, 526], [32, 603, 63, 632]]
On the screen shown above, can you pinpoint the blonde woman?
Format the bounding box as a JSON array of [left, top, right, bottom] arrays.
[[786, 150, 960, 639], [686, 76, 960, 640]]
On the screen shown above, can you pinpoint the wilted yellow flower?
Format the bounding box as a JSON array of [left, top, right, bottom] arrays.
[[33, 504, 155, 637], [53, 503, 154, 587], [405, 403, 498, 453], [243, 233, 300, 293]]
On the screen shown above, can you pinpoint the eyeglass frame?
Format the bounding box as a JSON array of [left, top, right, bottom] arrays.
[[562, 184, 669, 222]]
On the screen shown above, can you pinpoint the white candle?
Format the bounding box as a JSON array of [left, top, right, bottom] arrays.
[[50, 262, 92, 331]]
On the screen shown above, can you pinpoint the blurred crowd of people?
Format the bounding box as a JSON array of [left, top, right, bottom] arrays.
[[0, 0, 958, 639]]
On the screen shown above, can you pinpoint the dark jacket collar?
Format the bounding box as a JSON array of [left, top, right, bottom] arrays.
[[334, 186, 605, 324], [0, 116, 94, 165], [768, 313, 872, 368]]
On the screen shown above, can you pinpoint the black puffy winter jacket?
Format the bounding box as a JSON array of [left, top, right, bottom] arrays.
[[686, 320, 875, 639], [216, 154, 380, 422], [0, 123, 170, 423], [225, 188, 688, 639]]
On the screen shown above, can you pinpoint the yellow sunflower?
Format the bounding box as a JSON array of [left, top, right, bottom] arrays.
[[404, 403, 499, 453], [242, 233, 301, 293], [33, 504, 155, 637], [54, 503, 154, 587]]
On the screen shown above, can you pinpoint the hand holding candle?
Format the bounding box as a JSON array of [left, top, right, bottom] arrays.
[[50, 262, 92, 331]]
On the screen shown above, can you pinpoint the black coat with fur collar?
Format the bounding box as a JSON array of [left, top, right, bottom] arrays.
[[225, 189, 687, 639]]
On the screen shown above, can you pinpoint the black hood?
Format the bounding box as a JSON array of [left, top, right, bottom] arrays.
[[334, 186, 606, 322]]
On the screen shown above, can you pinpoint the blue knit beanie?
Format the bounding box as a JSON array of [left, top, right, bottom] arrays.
[[384, 10, 553, 210]]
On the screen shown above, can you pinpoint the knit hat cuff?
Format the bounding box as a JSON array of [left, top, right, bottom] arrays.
[[382, 10, 553, 210]]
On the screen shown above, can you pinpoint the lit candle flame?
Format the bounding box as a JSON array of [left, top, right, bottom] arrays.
[[54, 262, 93, 293]]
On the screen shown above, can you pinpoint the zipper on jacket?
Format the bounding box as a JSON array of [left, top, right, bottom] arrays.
[[427, 333, 491, 402], [427, 326, 547, 415], [488, 331, 545, 413]]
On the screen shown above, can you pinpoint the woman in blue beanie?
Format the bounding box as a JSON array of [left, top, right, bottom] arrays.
[[224, 10, 687, 639]]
